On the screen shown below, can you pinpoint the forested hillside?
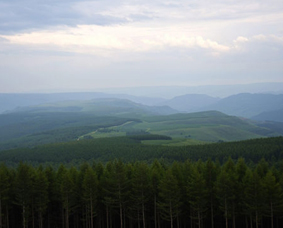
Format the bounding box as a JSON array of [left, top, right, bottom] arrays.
[[1, 94, 283, 228], [1, 108, 281, 151], [1, 136, 283, 166], [0, 158, 282, 228]]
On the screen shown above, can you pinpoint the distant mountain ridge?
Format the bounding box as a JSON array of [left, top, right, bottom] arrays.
[[159, 94, 220, 112], [155, 93, 283, 121], [97, 82, 283, 98], [2, 91, 283, 122], [0, 93, 165, 114], [203, 93, 283, 118], [6, 98, 178, 117], [252, 108, 283, 122]]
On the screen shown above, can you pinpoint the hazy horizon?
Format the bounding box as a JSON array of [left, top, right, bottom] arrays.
[[1, 0, 283, 93], [1, 82, 283, 100]]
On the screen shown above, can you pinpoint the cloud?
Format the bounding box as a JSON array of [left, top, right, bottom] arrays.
[[0, 0, 283, 92], [233, 34, 283, 50], [1, 23, 231, 56], [0, 0, 126, 34], [1, 0, 283, 34], [0, 36, 8, 42]]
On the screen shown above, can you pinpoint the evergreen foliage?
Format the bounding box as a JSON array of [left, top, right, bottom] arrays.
[[1, 136, 283, 166], [0, 159, 283, 228]]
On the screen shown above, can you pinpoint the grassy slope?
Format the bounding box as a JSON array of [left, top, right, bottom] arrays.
[[0, 103, 280, 150], [80, 111, 276, 144], [0, 112, 138, 151]]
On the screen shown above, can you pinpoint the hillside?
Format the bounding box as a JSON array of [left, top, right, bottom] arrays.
[[1, 97, 282, 151], [159, 94, 220, 112], [118, 111, 277, 143], [252, 108, 283, 123], [3, 92, 283, 121], [71, 111, 278, 145], [202, 93, 283, 118], [7, 98, 177, 116], [1, 136, 283, 165], [0, 93, 166, 114]]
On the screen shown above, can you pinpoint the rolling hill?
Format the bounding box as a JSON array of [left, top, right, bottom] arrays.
[[0, 93, 166, 114], [252, 108, 283, 123], [159, 94, 220, 112], [199, 93, 283, 118], [91, 111, 278, 145], [1, 96, 283, 151], [6, 98, 177, 116]]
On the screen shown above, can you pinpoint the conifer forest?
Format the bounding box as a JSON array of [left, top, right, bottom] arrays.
[[1, 158, 283, 228]]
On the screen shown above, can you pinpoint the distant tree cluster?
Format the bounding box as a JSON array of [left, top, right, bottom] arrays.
[[1, 136, 283, 166], [1, 158, 283, 228]]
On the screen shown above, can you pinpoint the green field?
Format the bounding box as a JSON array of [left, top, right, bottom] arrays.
[[141, 138, 207, 146], [76, 111, 275, 145]]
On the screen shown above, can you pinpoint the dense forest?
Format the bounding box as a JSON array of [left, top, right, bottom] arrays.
[[1, 136, 283, 167], [0, 158, 283, 228]]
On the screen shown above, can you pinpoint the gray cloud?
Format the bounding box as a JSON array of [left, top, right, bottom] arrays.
[[0, 0, 283, 92], [0, 36, 8, 42], [1, 0, 283, 34], [0, 0, 127, 34]]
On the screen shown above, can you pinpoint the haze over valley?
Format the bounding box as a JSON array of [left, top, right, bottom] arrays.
[[1, 82, 283, 153]]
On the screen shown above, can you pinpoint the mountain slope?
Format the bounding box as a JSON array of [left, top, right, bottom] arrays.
[[0, 93, 166, 114], [203, 93, 283, 118], [251, 108, 283, 123], [136, 111, 277, 142], [160, 94, 220, 112], [7, 98, 177, 116]]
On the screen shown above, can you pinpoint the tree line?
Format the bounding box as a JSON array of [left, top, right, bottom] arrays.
[[1, 158, 283, 228], [1, 136, 283, 167]]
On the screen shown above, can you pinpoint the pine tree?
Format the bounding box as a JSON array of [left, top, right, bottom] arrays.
[[158, 169, 182, 228], [14, 162, 34, 228], [131, 162, 150, 228], [261, 170, 282, 228], [0, 164, 11, 228], [150, 159, 164, 228], [102, 160, 129, 228], [187, 166, 208, 228], [82, 166, 98, 228], [33, 166, 49, 228], [203, 159, 218, 228], [235, 158, 248, 225], [60, 166, 76, 228], [44, 165, 58, 228], [243, 168, 263, 228], [216, 159, 237, 228]]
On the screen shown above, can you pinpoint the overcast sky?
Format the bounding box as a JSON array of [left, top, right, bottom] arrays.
[[0, 0, 283, 93]]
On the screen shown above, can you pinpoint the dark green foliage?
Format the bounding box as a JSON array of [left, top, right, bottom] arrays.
[[256, 121, 283, 135], [243, 168, 263, 228], [14, 162, 34, 228], [128, 134, 172, 141], [158, 168, 182, 228], [1, 136, 283, 167], [187, 164, 208, 228], [1, 160, 283, 228], [261, 171, 282, 228], [0, 163, 11, 228], [0, 112, 138, 151], [82, 166, 98, 228]]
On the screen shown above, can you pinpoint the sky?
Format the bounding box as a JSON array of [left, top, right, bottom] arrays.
[[0, 0, 283, 93]]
